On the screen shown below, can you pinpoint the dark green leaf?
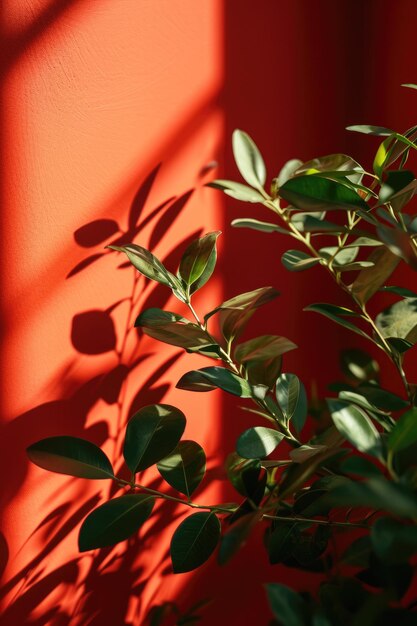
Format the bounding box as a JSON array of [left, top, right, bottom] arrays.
[[341, 536, 371, 567], [281, 250, 321, 272], [176, 366, 254, 398], [107, 244, 177, 289], [379, 170, 415, 206], [327, 399, 380, 455], [292, 214, 346, 233], [371, 517, 417, 563], [340, 348, 379, 383], [179, 231, 220, 294], [356, 383, 409, 411], [319, 246, 359, 267], [276, 373, 307, 432], [376, 298, 417, 344], [226, 453, 261, 497], [352, 248, 400, 305], [388, 408, 417, 453], [339, 455, 382, 478], [123, 404, 186, 473], [326, 477, 417, 518], [279, 175, 368, 211], [266, 583, 308, 626], [236, 427, 284, 459], [304, 303, 369, 340], [268, 522, 298, 564], [231, 218, 287, 234], [78, 494, 155, 551], [157, 441, 206, 497], [377, 225, 417, 269], [232, 129, 266, 188], [218, 511, 260, 565], [235, 335, 297, 363], [27, 436, 114, 479], [170, 512, 220, 573], [382, 286, 417, 298], [136, 308, 214, 352]]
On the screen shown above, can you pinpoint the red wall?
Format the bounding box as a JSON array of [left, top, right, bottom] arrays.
[[1, 1, 417, 624]]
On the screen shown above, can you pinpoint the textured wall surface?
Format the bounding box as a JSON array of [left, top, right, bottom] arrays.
[[1, 1, 417, 624]]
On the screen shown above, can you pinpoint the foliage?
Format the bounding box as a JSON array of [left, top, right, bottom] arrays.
[[27, 85, 417, 624]]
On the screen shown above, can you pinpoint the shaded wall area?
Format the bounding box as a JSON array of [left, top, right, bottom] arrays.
[[2, 1, 417, 625]]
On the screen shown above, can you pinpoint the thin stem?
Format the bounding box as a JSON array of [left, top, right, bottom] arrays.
[[116, 477, 236, 514], [262, 513, 368, 529]]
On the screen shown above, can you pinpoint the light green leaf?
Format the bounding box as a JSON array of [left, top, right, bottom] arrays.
[[276, 373, 307, 432], [232, 129, 266, 188], [346, 125, 393, 136], [276, 158, 303, 186], [327, 399, 381, 455], [266, 583, 308, 626], [402, 83, 417, 90], [78, 494, 155, 551], [236, 427, 284, 459], [319, 246, 359, 267], [295, 153, 364, 185], [281, 250, 321, 272], [157, 441, 206, 497], [27, 436, 114, 480], [176, 366, 254, 398], [207, 179, 265, 203], [376, 298, 417, 344], [170, 511, 220, 573], [107, 244, 177, 289], [279, 175, 368, 211], [179, 231, 220, 293], [388, 408, 417, 453], [231, 218, 287, 234], [123, 404, 186, 473]]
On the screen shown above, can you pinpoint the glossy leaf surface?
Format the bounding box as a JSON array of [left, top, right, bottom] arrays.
[[157, 441, 206, 497], [170, 512, 220, 573]]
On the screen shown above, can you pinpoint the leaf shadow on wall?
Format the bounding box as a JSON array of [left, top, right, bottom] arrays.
[[0, 166, 208, 626]]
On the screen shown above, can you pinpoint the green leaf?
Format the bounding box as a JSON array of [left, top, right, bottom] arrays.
[[339, 455, 382, 478], [341, 536, 371, 567], [218, 511, 260, 565], [236, 427, 284, 459], [304, 303, 369, 340], [327, 399, 380, 455], [231, 218, 287, 234], [207, 179, 265, 203], [123, 404, 186, 473], [266, 583, 308, 626], [326, 477, 417, 518], [318, 245, 359, 267], [176, 366, 254, 398], [382, 286, 417, 298], [371, 517, 417, 563], [340, 348, 379, 382], [379, 170, 415, 204], [157, 441, 206, 497], [292, 214, 346, 233], [179, 231, 220, 294], [232, 129, 266, 188], [376, 298, 417, 344], [235, 335, 297, 363], [268, 522, 298, 564], [136, 308, 214, 352], [346, 125, 393, 136], [351, 247, 400, 304], [78, 494, 154, 551], [279, 175, 368, 211], [388, 408, 417, 453], [355, 383, 408, 411], [274, 158, 304, 188], [295, 153, 364, 185], [107, 244, 177, 289], [402, 83, 417, 90], [281, 250, 321, 272], [170, 512, 220, 573], [276, 373, 307, 432], [226, 453, 261, 497], [27, 436, 114, 479]]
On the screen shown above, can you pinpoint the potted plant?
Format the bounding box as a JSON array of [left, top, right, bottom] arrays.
[[27, 84, 417, 625]]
